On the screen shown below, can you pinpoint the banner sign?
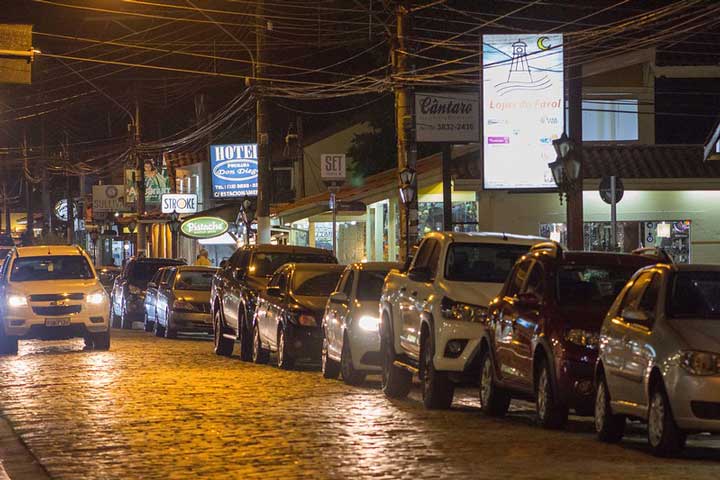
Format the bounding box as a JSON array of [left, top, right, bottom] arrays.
[[124, 159, 171, 207], [161, 193, 198, 214], [92, 185, 127, 213], [320, 153, 346, 184], [415, 92, 479, 143], [180, 216, 229, 239], [482, 34, 564, 189], [210, 144, 258, 198]]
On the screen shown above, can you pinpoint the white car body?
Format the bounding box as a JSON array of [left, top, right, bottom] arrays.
[[597, 263, 720, 452], [0, 245, 110, 353], [380, 232, 544, 378], [323, 262, 399, 375]]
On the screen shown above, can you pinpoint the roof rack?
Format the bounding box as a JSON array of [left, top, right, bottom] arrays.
[[632, 247, 673, 263], [529, 241, 563, 258]]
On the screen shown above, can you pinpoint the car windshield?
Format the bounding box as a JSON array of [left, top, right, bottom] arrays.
[[557, 265, 638, 307], [356, 270, 391, 300], [10, 255, 94, 282], [250, 252, 335, 277], [174, 270, 215, 291], [292, 270, 342, 297], [0, 236, 14, 247], [445, 243, 531, 283], [669, 271, 720, 319], [127, 262, 181, 287]]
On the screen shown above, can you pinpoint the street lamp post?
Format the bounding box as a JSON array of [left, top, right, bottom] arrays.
[[548, 133, 583, 249], [241, 196, 256, 246], [168, 213, 181, 259], [398, 167, 417, 263]]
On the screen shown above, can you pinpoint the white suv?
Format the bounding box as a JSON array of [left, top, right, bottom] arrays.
[[379, 232, 543, 409], [0, 245, 110, 354]]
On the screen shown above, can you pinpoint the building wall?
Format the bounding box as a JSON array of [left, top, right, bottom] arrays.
[[301, 122, 374, 197], [477, 190, 720, 263]]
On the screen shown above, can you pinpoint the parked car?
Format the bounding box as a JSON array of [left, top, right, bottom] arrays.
[[0, 235, 14, 267], [110, 257, 185, 329], [153, 266, 218, 339], [479, 242, 660, 428], [143, 267, 175, 332], [322, 262, 400, 385], [0, 245, 110, 354], [252, 263, 345, 369], [379, 231, 544, 409], [211, 245, 337, 359], [595, 263, 720, 456], [97, 266, 121, 293]]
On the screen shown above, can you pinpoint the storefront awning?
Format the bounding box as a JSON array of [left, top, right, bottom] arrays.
[[182, 203, 243, 224]]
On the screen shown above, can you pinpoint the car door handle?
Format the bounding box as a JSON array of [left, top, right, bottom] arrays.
[[410, 291, 417, 297]]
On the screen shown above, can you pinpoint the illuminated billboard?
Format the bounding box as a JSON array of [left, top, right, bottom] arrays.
[[210, 143, 259, 198], [482, 34, 564, 189]]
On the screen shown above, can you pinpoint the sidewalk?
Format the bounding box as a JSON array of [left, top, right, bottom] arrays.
[[0, 416, 50, 480]]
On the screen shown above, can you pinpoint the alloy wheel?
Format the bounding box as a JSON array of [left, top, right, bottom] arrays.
[[277, 330, 285, 367], [595, 382, 608, 433], [648, 391, 665, 447], [253, 327, 260, 362], [537, 369, 549, 420], [480, 357, 493, 407]]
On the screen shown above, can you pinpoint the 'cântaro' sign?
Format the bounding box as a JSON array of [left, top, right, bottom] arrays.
[[415, 92, 479, 143]]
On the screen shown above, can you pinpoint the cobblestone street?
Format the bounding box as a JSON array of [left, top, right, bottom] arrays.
[[0, 330, 717, 479]]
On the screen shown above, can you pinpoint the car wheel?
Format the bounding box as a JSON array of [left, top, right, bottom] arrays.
[[421, 334, 454, 410], [341, 335, 365, 386], [0, 334, 19, 355], [478, 348, 511, 417], [91, 330, 111, 351], [380, 317, 411, 399], [120, 302, 132, 330], [252, 323, 269, 364], [164, 310, 177, 339], [321, 335, 340, 379], [535, 360, 568, 429], [143, 313, 153, 332], [276, 327, 295, 370], [238, 309, 253, 362], [213, 308, 234, 357], [153, 315, 165, 337], [110, 302, 120, 329], [648, 384, 686, 457], [595, 375, 625, 443]]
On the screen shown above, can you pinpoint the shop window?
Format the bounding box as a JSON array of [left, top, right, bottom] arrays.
[[418, 201, 478, 234], [582, 99, 638, 142]]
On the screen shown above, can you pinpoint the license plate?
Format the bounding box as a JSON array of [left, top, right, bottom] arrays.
[[45, 317, 71, 327]]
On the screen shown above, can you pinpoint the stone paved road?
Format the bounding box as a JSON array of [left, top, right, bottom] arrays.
[[0, 330, 718, 479]]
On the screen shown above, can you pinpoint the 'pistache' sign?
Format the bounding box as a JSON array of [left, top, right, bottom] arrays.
[[180, 216, 229, 239]]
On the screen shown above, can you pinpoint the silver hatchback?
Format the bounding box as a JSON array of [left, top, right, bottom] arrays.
[[595, 263, 720, 456]]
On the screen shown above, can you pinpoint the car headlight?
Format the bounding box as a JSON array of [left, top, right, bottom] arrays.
[[680, 351, 720, 376], [7, 294, 27, 308], [358, 315, 380, 332], [440, 297, 488, 323], [565, 329, 599, 349], [86, 290, 107, 305], [173, 300, 196, 312], [128, 284, 143, 296]]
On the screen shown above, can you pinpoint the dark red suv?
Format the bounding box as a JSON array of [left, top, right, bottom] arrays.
[[478, 242, 660, 429]]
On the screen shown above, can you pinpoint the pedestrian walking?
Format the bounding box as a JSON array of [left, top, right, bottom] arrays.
[[195, 248, 212, 266]]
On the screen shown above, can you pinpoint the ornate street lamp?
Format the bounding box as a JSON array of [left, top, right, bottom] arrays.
[[398, 167, 416, 263], [240, 196, 256, 245], [548, 132, 581, 204], [168, 213, 181, 259]]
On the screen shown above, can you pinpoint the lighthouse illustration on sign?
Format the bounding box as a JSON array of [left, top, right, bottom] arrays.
[[494, 37, 552, 96]]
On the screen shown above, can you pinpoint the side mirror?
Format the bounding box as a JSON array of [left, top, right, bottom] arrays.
[[329, 292, 349, 304], [266, 286, 283, 298], [408, 266, 432, 283], [516, 292, 541, 308], [147, 282, 157, 289], [621, 307, 651, 324]]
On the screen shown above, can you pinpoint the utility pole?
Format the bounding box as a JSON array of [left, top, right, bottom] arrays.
[[22, 131, 34, 244], [296, 116, 305, 199], [255, 0, 271, 244], [442, 144, 452, 232], [395, 1, 418, 261], [566, 63, 584, 250], [134, 93, 147, 255], [41, 118, 51, 231], [64, 131, 74, 244], [2, 181, 9, 235]]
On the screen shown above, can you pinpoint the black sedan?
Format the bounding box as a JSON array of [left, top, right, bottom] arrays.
[[252, 263, 345, 369]]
